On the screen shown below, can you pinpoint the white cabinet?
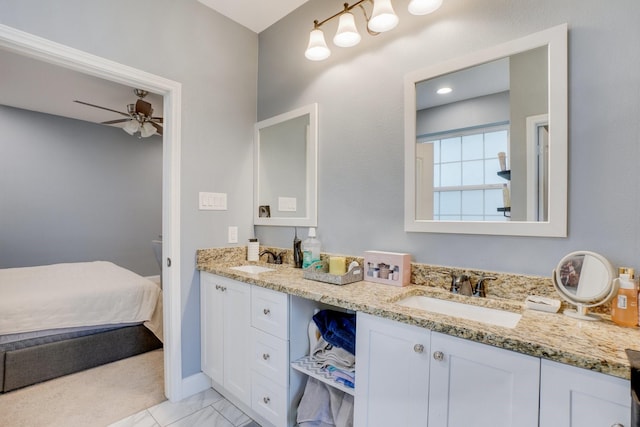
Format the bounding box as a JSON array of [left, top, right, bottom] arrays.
[[354, 313, 540, 427], [428, 331, 540, 427], [354, 312, 430, 427], [539, 359, 631, 427], [200, 272, 251, 404]]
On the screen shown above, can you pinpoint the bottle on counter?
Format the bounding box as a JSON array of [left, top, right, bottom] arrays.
[[611, 267, 638, 327], [247, 238, 259, 262], [302, 227, 321, 269]]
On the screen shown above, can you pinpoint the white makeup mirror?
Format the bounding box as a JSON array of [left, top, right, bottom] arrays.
[[254, 103, 318, 227], [404, 24, 567, 236], [552, 251, 618, 321]]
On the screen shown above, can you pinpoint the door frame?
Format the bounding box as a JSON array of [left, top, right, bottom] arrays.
[[0, 24, 183, 401]]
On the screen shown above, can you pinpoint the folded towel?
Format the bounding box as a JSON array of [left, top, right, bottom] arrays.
[[297, 377, 354, 427], [326, 365, 355, 388], [312, 336, 355, 371], [313, 310, 357, 355]]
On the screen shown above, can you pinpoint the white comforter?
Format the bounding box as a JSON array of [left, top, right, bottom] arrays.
[[0, 261, 161, 336]]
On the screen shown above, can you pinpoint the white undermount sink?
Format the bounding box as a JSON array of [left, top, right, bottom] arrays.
[[230, 265, 275, 274], [396, 295, 522, 329]]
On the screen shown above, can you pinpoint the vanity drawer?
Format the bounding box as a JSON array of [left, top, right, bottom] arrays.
[[252, 328, 289, 387], [252, 371, 288, 427], [251, 286, 289, 339]]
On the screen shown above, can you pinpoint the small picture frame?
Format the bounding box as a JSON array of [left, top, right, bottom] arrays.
[[258, 205, 271, 218]]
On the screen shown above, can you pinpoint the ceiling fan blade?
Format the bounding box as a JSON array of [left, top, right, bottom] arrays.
[[74, 100, 130, 117], [135, 99, 153, 117], [101, 119, 131, 125], [151, 122, 163, 136], [151, 117, 163, 123]]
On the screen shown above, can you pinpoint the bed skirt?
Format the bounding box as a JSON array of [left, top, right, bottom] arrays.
[[0, 324, 162, 393]]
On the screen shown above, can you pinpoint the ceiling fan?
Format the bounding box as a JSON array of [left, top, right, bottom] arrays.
[[74, 88, 163, 138]]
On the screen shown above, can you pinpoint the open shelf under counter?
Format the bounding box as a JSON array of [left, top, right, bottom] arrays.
[[291, 356, 355, 396]]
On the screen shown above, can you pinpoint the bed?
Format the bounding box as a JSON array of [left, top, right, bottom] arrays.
[[0, 261, 163, 392]]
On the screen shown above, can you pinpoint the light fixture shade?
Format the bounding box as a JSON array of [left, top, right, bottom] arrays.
[[123, 120, 140, 135], [140, 122, 157, 138], [333, 12, 361, 48], [305, 29, 331, 61], [368, 0, 399, 33], [408, 0, 443, 15]]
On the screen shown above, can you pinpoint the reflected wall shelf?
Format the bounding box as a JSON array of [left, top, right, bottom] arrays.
[[497, 170, 511, 180]]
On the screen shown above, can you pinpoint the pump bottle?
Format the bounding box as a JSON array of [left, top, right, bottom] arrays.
[[611, 267, 638, 327], [302, 227, 321, 269]]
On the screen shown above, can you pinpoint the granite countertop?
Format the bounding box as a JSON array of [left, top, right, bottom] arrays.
[[197, 249, 640, 380]]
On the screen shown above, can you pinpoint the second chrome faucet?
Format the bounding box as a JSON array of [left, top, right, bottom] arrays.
[[450, 273, 496, 298]]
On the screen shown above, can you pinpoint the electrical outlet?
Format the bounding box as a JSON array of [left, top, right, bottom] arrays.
[[228, 226, 238, 243]]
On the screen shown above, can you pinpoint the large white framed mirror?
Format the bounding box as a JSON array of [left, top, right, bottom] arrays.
[[254, 103, 318, 227], [404, 24, 567, 236]]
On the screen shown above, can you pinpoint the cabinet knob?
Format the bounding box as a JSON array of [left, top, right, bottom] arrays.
[[263, 308, 271, 315], [433, 351, 445, 361], [263, 396, 270, 404], [262, 353, 270, 360], [610, 424, 624, 427], [413, 344, 424, 353], [215, 285, 220, 290]]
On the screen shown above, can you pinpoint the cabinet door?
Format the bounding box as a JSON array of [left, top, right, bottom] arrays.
[[428, 332, 540, 427], [222, 278, 252, 404], [354, 313, 430, 427], [200, 272, 224, 384], [539, 359, 630, 427]]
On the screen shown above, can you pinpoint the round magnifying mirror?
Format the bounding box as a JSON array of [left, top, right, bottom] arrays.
[[552, 251, 618, 321]]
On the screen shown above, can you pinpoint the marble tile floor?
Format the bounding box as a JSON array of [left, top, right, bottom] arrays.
[[109, 388, 261, 427]]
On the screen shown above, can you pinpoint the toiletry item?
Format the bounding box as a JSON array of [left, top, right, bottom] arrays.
[[498, 152, 507, 171], [611, 267, 638, 327], [329, 256, 346, 275], [502, 184, 511, 208], [302, 227, 321, 269], [293, 228, 303, 268], [247, 238, 259, 262]]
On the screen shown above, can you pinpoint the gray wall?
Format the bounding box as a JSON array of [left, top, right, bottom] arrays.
[[256, 0, 640, 277], [0, 106, 162, 276], [0, 0, 258, 378]]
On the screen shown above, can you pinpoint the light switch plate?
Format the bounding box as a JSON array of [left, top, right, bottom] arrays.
[[199, 192, 227, 210], [278, 196, 297, 212], [228, 226, 238, 243]]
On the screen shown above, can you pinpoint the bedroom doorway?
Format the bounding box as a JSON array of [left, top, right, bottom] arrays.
[[0, 25, 183, 401]]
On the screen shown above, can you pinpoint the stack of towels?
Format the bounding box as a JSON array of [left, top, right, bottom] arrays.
[[297, 310, 356, 427]]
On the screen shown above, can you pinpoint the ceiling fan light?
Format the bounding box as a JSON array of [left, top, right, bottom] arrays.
[[305, 29, 331, 61], [368, 0, 399, 33], [334, 12, 361, 48], [123, 120, 140, 135], [408, 0, 443, 15], [141, 122, 157, 138]]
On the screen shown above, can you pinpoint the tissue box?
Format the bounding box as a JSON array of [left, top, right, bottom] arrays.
[[363, 251, 411, 287]]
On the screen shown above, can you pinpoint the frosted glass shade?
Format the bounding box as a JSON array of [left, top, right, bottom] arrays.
[[368, 0, 399, 33], [123, 120, 140, 135], [305, 29, 331, 61], [408, 0, 443, 15], [333, 12, 361, 47], [140, 122, 157, 138]]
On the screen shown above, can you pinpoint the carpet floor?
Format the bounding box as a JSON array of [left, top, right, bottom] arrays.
[[0, 348, 165, 427]]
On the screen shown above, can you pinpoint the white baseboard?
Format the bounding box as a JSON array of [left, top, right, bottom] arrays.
[[179, 372, 212, 401]]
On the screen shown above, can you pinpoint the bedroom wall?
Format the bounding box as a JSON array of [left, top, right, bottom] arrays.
[[0, 105, 162, 276], [255, 0, 640, 276], [0, 1, 258, 379]]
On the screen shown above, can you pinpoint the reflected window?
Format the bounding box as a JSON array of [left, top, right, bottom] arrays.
[[422, 125, 509, 221]]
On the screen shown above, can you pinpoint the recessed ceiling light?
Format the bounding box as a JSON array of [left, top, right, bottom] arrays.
[[437, 87, 452, 95]]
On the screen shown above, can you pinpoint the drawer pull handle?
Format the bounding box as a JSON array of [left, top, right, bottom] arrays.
[[433, 351, 444, 361], [262, 353, 270, 360], [263, 308, 271, 315], [263, 396, 270, 404], [413, 344, 424, 353]]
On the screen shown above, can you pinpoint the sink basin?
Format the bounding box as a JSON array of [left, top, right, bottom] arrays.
[[396, 295, 521, 328], [230, 265, 275, 274]]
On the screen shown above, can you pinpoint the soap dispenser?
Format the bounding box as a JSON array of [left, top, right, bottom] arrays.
[[293, 228, 303, 268], [302, 227, 321, 269], [611, 267, 638, 327]]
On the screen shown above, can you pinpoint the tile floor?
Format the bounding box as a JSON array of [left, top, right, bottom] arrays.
[[109, 388, 261, 427]]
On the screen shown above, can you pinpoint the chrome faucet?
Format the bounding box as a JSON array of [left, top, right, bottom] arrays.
[[259, 250, 284, 264], [450, 273, 473, 296], [473, 276, 496, 298]]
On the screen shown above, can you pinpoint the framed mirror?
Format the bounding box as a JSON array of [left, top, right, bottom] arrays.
[[254, 103, 318, 227], [552, 251, 618, 321], [404, 24, 567, 236]]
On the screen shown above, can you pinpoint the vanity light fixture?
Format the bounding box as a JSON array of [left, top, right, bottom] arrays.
[[305, 0, 443, 61]]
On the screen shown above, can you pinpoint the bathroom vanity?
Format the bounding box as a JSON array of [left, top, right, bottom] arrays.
[[197, 248, 637, 427]]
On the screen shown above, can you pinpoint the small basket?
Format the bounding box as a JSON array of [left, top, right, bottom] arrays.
[[302, 260, 363, 285]]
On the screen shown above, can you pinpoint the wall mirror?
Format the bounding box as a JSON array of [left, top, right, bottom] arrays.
[[254, 103, 318, 227], [552, 251, 618, 321], [404, 24, 567, 236]]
